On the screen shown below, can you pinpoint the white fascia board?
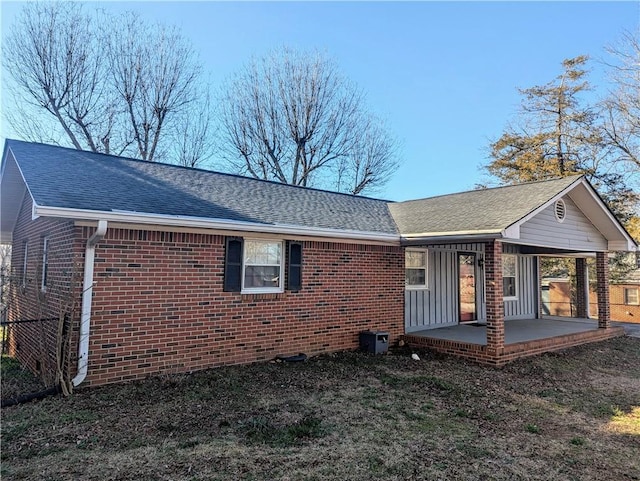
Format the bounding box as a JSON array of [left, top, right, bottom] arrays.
[[609, 240, 638, 252], [402, 229, 502, 239], [502, 224, 520, 240], [401, 231, 502, 245], [33, 205, 401, 244]]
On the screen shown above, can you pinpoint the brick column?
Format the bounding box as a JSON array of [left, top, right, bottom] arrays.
[[575, 258, 588, 319], [484, 240, 505, 359], [596, 251, 610, 328]]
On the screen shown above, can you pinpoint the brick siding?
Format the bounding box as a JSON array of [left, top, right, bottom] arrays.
[[403, 326, 624, 366], [7, 195, 83, 385], [81, 228, 404, 386]]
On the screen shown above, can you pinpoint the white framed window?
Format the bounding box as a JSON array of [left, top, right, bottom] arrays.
[[22, 241, 29, 289], [41, 236, 49, 292], [625, 288, 639, 306], [502, 254, 517, 299], [242, 239, 283, 293], [405, 249, 428, 289]]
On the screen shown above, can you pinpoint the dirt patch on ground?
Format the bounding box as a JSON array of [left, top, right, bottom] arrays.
[[2, 337, 640, 480]]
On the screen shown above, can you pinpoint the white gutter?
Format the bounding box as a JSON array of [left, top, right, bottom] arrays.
[[33, 205, 400, 244], [72, 220, 108, 387]]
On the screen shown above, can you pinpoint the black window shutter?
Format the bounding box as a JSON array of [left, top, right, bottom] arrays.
[[224, 237, 243, 292], [287, 241, 303, 291]]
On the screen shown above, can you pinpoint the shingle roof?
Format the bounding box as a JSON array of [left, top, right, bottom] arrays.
[[388, 176, 582, 236], [5, 139, 398, 235]]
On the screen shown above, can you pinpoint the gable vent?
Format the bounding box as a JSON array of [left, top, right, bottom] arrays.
[[554, 199, 566, 222]]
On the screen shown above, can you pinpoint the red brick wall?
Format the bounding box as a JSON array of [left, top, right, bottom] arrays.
[[7, 195, 83, 385], [83, 228, 405, 386], [609, 284, 640, 322]]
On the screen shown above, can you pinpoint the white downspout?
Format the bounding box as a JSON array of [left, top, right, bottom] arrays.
[[72, 220, 108, 387]]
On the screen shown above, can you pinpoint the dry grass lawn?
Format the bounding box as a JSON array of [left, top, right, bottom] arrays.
[[2, 337, 639, 481]]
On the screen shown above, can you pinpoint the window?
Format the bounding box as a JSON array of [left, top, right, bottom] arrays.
[[405, 249, 427, 288], [224, 237, 290, 293], [41, 237, 49, 292], [243, 240, 283, 291], [625, 288, 639, 306], [21, 241, 29, 289], [502, 254, 517, 299]]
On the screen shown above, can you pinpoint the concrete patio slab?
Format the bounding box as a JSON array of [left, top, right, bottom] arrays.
[[409, 317, 602, 346]]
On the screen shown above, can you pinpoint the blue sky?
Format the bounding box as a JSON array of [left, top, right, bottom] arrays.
[[1, 1, 638, 201]]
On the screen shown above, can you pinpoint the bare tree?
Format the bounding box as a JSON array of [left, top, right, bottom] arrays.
[[601, 31, 640, 174], [171, 85, 216, 168], [3, 3, 115, 152], [3, 2, 212, 163], [106, 12, 201, 161], [219, 47, 399, 194]]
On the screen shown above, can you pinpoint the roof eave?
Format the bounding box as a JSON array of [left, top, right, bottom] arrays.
[[33, 205, 401, 244], [401, 231, 502, 246]]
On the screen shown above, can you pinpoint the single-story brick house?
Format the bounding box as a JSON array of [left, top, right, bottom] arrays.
[[1, 139, 637, 386]]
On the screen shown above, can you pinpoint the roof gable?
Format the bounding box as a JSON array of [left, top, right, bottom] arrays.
[[389, 176, 636, 251], [389, 176, 581, 237]]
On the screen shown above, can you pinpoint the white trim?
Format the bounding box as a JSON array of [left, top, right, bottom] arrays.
[[241, 238, 284, 294], [33, 205, 400, 244], [402, 229, 501, 239]]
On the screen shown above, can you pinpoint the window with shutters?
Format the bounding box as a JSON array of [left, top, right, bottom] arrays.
[[224, 237, 302, 294]]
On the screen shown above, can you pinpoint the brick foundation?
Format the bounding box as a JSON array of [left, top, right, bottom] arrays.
[[403, 326, 625, 366]]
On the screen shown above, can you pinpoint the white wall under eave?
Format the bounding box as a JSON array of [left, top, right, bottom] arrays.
[[519, 196, 608, 251]]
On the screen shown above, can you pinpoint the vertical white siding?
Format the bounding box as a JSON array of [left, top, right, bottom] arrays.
[[405, 243, 485, 332], [503, 253, 537, 320], [405, 243, 539, 331]]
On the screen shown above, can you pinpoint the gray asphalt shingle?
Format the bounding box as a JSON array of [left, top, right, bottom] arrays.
[[5, 139, 586, 239], [7, 140, 398, 235], [388, 176, 581, 236]]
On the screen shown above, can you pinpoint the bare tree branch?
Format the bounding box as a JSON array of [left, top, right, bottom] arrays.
[[219, 47, 399, 195]]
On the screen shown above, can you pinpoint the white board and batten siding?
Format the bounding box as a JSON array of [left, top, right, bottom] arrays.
[[405, 243, 539, 332], [519, 195, 607, 251], [405, 243, 485, 333], [503, 244, 538, 320]]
